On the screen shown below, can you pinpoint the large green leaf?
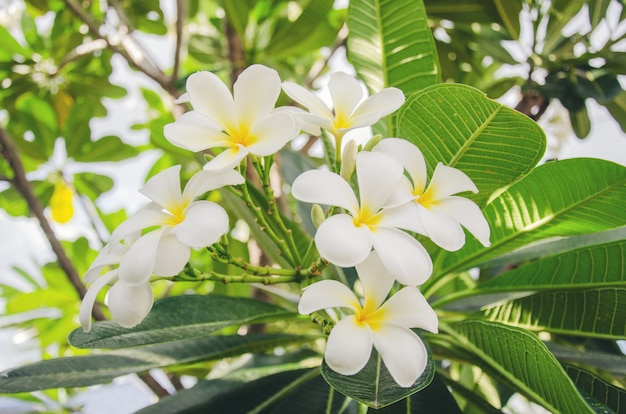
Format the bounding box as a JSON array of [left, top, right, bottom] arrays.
[[372, 373, 462, 413], [449, 320, 594, 413], [69, 295, 296, 349], [437, 158, 626, 276], [396, 83, 546, 207], [564, 364, 624, 414], [481, 288, 626, 339], [0, 334, 313, 393], [321, 335, 435, 409], [347, 0, 440, 135]]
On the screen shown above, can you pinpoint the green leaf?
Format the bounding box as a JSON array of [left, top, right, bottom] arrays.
[[69, 295, 296, 349], [544, 1, 586, 54], [220, 0, 254, 39], [564, 364, 623, 414], [321, 334, 435, 409], [481, 288, 626, 339], [603, 90, 626, 134], [347, 0, 440, 135], [588, 0, 611, 27], [0, 334, 313, 393], [0, 25, 30, 59], [73, 172, 114, 201], [437, 158, 626, 276], [548, 342, 626, 376], [396, 83, 546, 207], [372, 373, 462, 413], [492, 0, 522, 39], [449, 320, 594, 413], [72, 135, 138, 162]]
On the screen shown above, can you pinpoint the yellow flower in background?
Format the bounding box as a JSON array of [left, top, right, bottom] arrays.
[[50, 180, 74, 223]]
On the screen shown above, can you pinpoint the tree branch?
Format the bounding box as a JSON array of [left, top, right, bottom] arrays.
[[171, 0, 186, 85]]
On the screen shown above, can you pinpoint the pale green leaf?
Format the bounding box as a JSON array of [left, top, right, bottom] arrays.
[[481, 288, 626, 339], [449, 320, 594, 413], [396, 83, 546, 207], [564, 364, 623, 414], [69, 295, 296, 349]]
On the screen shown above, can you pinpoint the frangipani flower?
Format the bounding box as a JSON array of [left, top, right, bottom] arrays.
[[282, 72, 405, 143], [291, 150, 432, 286], [79, 241, 153, 331], [298, 252, 438, 387], [374, 138, 491, 251], [109, 165, 244, 286], [164, 64, 299, 171]]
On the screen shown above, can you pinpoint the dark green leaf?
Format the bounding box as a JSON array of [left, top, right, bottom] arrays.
[[69, 295, 296, 349], [603, 90, 626, 134], [564, 364, 622, 414], [72, 135, 139, 162], [73, 172, 114, 201]]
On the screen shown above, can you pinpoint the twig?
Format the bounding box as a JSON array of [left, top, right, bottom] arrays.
[[172, 0, 185, 84]]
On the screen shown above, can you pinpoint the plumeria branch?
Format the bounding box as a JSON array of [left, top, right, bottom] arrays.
[[172, 0, 186, 84], [174, 264, 299, 285]]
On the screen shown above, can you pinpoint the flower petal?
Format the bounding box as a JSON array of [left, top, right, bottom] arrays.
[[107, 281, 154, 328], [182, 169, 244, 202], [379, 287, 439, 333], [139, 165, 182, 212], [328, 72, 363, 121], [372, 324, 428, 387], [378, 202, 425, 235], [298, 280, 359, 314], [355, 252, 394, 310], [416, 202, 466, 251], [374, 138, 427, 193], [247, 112, 297, 155], [438, 196, 491, 247], [428, 163, 478, 198], [186, 71, 236, 129], [84, 242, 127, 283], [325, 315, 373, 376], [109, 209, 170, 246], [203, 146, 249, 172], [282, 81, 333, 119], [118, 229, 163, 285], [372, 227, 432, 286], [172, 201, 229, 248], [234, 65, 281, 123], [316, 214, 372, 268], [152, 232, 190, 276], [276, 107, 322, 135], [291, 170, 359, 214], [357, 151, 404, 212], [164, 111, 230, 152], [352, 88, 405, 120], [79, 269, 118, 332]]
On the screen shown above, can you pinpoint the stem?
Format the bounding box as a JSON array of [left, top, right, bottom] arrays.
[[174, 266, 299, 285]]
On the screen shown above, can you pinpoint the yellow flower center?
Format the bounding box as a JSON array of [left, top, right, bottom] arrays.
[[415, 184, 437, 209], [333, 111, 351, 131], [227, 123, 256, 148], [354, 297, 386, 331], [353, 205, 382, 229], [164, 201, 189, 226]]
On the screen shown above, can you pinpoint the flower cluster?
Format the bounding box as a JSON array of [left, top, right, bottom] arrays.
[[80, 64, 490, 388]]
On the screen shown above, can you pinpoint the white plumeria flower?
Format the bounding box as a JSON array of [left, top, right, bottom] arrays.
[[282, 71, 405, 142], [109, 165, 244, 286], [291, 150, 432, 286], [374, 138, 491, 251], [164, 64, 299, 171], [79, 241, 154, 331], [299, 252, 438, 388]]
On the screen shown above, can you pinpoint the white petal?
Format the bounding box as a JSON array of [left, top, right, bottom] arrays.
[[79, 270, 118, 332], [298, 280, 359, 314], [84, 243, 126, 283], [417, 202, 466, 251], [291, 170, 359, 214], [374, 138, 427, 193], [356, 151, 404, 212], [352, 88, 405, 120], [428, 163, 478, 199], [107, 281, 154, 328], [172, 201, 229, 248], [383, 175, 419, 208], [325, 315, 373, 376], [328, 72, 364, 120], [139, 165, 182, 212], [234, 65, 281, 123], [354, 252, 394, 310], [438, 196, 491, 247], [378, 202, 425, 235], [379, 287, 439, 333], [174, 92, 189, 104], [152, 232, 190, 276], [282, 81, 333, 119], [247, 112, 297, 155], [118, 230, 162, 285], [276, 106, 322, 135], [372, 324, 428, 387], [372, 228, 432, 286], [203, 146, 249, 171], [182, 168, 244, 202], [187, 71, 236, 129], [316, 214, 372, 267], [164, 111, 230, 152], [109, 210, 170, 246]]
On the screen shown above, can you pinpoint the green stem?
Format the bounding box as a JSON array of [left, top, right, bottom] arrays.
[[174, 266, 299, 285]]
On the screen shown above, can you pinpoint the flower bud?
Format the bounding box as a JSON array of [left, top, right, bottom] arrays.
[[310, 204, 326, 228], [363, 134, 382, 152], [340, 139, 358, 181]]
